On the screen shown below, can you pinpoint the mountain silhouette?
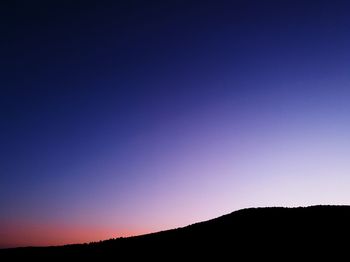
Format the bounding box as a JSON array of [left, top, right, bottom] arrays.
[[2, 205, 349, 259]]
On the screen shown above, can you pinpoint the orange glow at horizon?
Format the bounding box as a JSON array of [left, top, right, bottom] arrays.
[[0, 220, 149, 248]]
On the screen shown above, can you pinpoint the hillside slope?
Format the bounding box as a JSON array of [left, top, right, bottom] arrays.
[[2, 205, 350, 259]]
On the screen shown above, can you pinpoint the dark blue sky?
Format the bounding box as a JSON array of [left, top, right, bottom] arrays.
[[2, 0, 350, 247]]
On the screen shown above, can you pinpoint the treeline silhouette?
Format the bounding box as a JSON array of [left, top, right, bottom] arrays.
[[1, 205, 350, 259]]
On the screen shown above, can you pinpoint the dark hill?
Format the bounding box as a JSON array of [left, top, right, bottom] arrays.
[[2, 205, 350, 259]]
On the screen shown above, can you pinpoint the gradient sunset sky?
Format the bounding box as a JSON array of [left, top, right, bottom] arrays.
[[2, 0, 350, 248]]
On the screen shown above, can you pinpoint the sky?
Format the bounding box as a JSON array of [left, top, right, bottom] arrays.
[[1, 0, 350, 248]]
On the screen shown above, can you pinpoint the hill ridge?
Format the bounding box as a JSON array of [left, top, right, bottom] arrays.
[[2, 205, 350, 258]]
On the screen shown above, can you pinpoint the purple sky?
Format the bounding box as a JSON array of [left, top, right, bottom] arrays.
[[1, 0, 350, 247]]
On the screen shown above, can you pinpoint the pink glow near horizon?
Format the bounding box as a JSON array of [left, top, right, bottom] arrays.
[[0, 220, 148, 248]]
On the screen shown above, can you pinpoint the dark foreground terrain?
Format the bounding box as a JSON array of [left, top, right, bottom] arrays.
[[2, 205, 350, 259]]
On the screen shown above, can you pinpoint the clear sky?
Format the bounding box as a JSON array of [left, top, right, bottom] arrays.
[[1, 0, 350, 248]]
